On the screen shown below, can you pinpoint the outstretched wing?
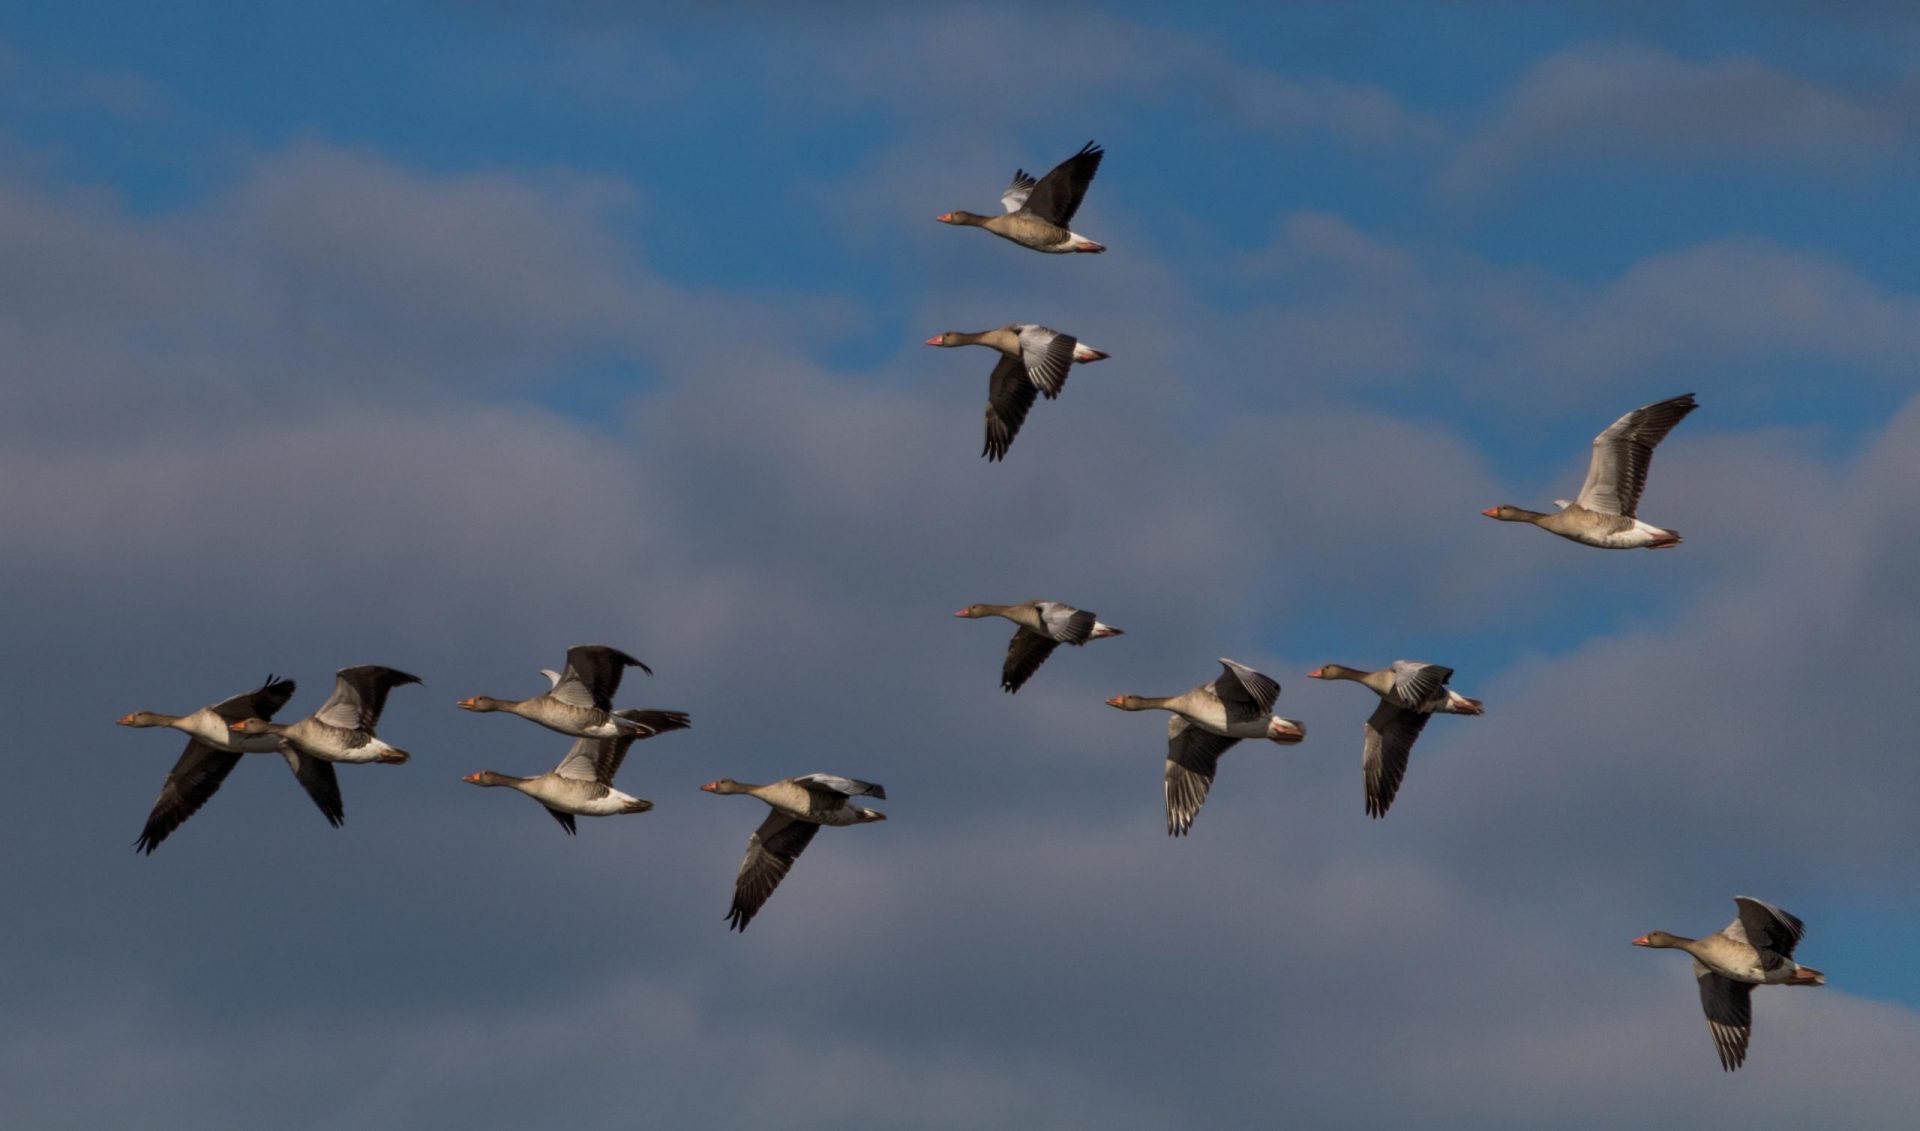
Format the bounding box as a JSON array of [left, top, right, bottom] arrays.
[[282, 748, 345, 828], [1015, 325, 1077, 400], [983, 354, 1038, 462], [1695, 965, 1753, 1072], [135, 741, 244, 854], [315, 666, 421, 731], [1020, 140, 1103, 227], [552, 645, 650, 710], [1001, 628, 1061, 694], [1388, 661, 1454, 712], [1731, 896, 1807, 963], [793, 773, 886, 800], [726, 812, 821, 931], [1164, 718, 1240, 837], [1574, 393, 1697, 518], [1363, 701, 1432, 819], [1213, 658, 1281, 722], [210, 674, 297, 723]]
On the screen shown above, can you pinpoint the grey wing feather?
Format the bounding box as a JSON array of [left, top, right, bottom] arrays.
[[1034, 602, 1095, 644], [1000, 170, 1037, 213], [315, 666, 420, 731], [555, 645, 649, 710], [1214, 658, 1281, 720], [135, 741, 244, 854], [794, 773, 885, 800], [727, 812, 820, 931], [1165, 718, 1240, 837], [551, 737, 605, 782], [1695, 965, 1753, 1071], [1363, 701, 1432, 818], [1573, 393, 1697, 517], [1001, 627, 1060, 694], [1389, 661, 1454, 711], [282, 749, 345, 827], [982, 354, 1038, 462], [1017, 325, 1076, 399]]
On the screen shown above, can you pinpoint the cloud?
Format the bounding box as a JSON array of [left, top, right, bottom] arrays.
[[1444, 42, 1917, 191]]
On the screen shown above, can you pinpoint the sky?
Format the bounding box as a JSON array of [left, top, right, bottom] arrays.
[[4, 1, 1920, 1126]]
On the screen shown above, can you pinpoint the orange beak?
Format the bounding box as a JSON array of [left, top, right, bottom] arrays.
[[935, 212, 954, 223], [116, 713, 137, 725], [700, 781, 720, 792], [230, 719, 253, 732], [1480, 507, 1499, 518], [1104, 696, 1124, 707], [462, 772, 483, 784], [1632, 935, 1652, 947], [926, 336, 944, 346], [456, 697, 479, 710], [1307, 668, 1325, 679]]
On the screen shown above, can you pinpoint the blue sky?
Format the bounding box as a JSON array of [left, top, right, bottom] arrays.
[[4, 3, 1920, 1126]]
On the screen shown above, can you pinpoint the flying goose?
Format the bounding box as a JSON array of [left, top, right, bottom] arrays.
[[232, 665, 421, 766], [458, 645, 654, 738], [1634, 896, 1826, 1071], [937, 140, 1106, 254], [927, 325, 1107, 461], [464, 709, 689, 834], [956, 601, 1123, 693], [1105, 659, 1306, 836], [117, 674, 342, 851], [701, 775, 887, 931], [1483, 393, 1697, 549], [1308, 662, 1481, 818]]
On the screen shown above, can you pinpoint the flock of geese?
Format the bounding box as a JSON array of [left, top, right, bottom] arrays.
[[118, 143, 1819, 1072]]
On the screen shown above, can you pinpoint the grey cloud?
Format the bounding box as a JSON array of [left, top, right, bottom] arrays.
[[1444, 41, 1917, 192], [5, 107, 1920, 1130]]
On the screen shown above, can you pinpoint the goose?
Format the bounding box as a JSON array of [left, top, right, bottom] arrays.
[[232, 665, 421, 765], [458, 645, 653, 738], [956, 600, 1123, 693], [1483, 393, 1697, 549], [117, 674, 343, 852], [1634, 896, 1826, 1071], [701, 775, 887, 931], [1308, 662, 1481, 818], [927, 325, 1106, 461], [463, 709, 689, 834], [937, 140, 1105, 253], [1105, 659, 1306, 836]]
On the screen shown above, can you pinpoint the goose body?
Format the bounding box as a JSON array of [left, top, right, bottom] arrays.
[[937, 141, 1106, 254], [956, 600, 1123, 693], [459, 644, 654, 738], [701, 774, 887, 931], [464, 709, 689, 834], [927, 325, 1108, 461], [1106, 659, 1306, 836], [233, 665, 421, 765], [117, 675, 342, 851], [1634, 896, 1826, 1071], [1484, 393, 1697, 549], [1309, 661, 1482, 818]]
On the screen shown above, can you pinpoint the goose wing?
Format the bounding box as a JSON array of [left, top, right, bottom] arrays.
[[1363, 701, 1432, 818], [1020, 140, 1102, 227], [1165, 718, 1240, 837], [551, 645, 650, 710], [1212, 658, 1281, 723], [726, 811, 820, 931], [1695, 964, 1753, 1071], [1573, 393, 1697, 517], [983, 353, 1038, 462], [313, 666, 420, 731], [1014, 324, 1077, 399], [135, 742, 244, 854]]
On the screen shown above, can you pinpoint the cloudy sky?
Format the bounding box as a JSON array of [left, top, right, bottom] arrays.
[[5, 2, 1920, 1126]]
